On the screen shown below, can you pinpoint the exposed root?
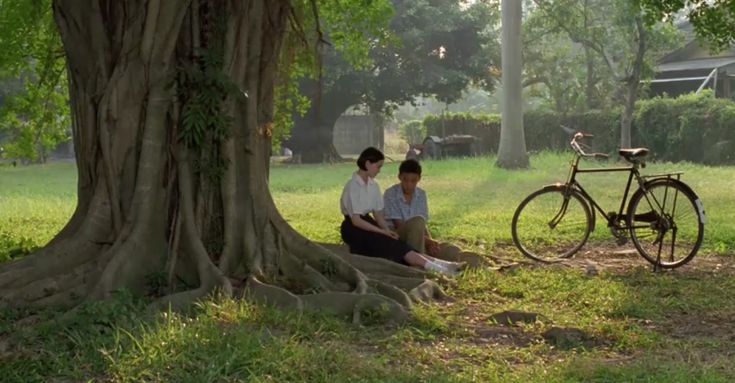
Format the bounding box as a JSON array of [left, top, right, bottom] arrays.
[[367, 280, 413, 308], [271, 211, 369, 294], [301, 292, 409, 324], [242, 276, 304, 312], [0, 238, 103, 290]]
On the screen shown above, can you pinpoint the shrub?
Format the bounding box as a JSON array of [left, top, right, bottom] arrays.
[[398, 120, 426, 145], [420, 92, 735, 164], [635, 90, 735, 164]]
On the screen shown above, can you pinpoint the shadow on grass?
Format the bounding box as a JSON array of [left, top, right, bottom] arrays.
[[0, 290, 461, 383]]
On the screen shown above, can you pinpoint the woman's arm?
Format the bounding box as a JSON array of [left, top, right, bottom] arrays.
[[373, 211, 400, 239], [350, 214, 397, 238]]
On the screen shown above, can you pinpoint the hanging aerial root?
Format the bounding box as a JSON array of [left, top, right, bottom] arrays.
[[150, 143, 233, 310]]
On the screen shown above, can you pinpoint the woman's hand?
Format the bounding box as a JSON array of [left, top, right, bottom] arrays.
[[383, 229, 399, 240]]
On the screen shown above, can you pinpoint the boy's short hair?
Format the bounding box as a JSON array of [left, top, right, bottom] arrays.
[[357, 147, 385, 170], [399, 159, 422, 176]]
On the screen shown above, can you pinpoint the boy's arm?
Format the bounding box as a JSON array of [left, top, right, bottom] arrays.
[[373, 211, 400, 239], [383, 186, 403, 227]]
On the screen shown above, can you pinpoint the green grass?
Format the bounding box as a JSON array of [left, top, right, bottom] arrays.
[[2, 153, 735, 382], [0, 162, 76, 261], [271, 152, 735, 254]]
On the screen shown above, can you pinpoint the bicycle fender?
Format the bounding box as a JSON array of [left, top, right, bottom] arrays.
[[634, 178, 706, 225]]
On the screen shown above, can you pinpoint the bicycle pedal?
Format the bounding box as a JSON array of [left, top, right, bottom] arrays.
[[616, 236, 628, 246]]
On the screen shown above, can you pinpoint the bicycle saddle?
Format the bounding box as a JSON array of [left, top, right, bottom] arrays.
[[618, 148, 649, 163]]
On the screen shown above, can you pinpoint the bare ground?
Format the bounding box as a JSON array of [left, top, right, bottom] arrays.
[[416, 242, 735, 370]]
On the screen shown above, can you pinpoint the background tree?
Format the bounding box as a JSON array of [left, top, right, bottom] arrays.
[[640, 0, 735, 51], [523, 0, 616, 115], [533, 0, 680, 148], [0, 0, 447, 322], [287, 0, 500, 163], [496, 0, 529, 168], [0, 0, 69, 163]]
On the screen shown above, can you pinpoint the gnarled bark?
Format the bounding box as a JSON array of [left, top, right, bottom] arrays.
[[0, 0, 463, 324]]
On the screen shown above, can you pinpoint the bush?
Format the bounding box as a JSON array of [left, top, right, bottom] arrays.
[[398, 120, 426, 145], [423, 112, 500, 153], [423, 111, 618, 154], [420, 92, 735, 164], [635, 91, 735, 164]]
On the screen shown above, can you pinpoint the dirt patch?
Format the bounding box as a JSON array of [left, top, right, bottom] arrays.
[[473, 325, 539, 347], [492, 241, 735, 276], [659, 311, 735, 342]]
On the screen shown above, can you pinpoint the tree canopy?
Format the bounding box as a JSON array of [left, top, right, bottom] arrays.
[[287, 0, 500, 162], [0, 0, 68, 162], [639, 0, 735, 51]]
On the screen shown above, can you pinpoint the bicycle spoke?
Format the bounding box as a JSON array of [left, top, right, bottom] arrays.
[[513, 188, 591, 262], [628, 180, 702, 268]]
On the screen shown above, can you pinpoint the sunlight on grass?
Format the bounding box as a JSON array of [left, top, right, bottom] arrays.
[[2, 154, 735, 382]]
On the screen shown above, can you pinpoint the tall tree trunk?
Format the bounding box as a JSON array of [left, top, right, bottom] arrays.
[[620, 17, 646, 149], [584, 47, 598, 110], [0, 0, 445, 323], [496, 0, 528, 169], [287, 89, 348, 163]]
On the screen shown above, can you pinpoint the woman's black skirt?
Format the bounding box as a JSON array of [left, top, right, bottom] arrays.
[[340, 214, 414, 265]]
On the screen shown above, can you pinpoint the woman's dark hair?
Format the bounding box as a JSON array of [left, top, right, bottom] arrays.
[[357, 147, 385, 170], [398, 159, 422, 176]]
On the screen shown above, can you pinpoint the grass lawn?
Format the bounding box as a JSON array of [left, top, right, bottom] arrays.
[[1, 153, 735, 382]]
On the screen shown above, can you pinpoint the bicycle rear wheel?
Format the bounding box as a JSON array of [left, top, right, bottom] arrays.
[[627, 179, 704, 268], [512, 186, 592, 262]]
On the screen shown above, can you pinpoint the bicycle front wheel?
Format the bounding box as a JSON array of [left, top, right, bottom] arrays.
[[627, 179, 704, 268], [512, 186, 592, 262]]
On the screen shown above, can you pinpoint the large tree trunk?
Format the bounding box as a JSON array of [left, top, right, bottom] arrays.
[[496, 0, 528, 169], [286, 76, 359, 163], [287, 84, 349, 163], [0, 0, 445, 323]]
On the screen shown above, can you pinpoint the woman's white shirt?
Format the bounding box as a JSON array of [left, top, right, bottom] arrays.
[[340, 172, 384, 216]]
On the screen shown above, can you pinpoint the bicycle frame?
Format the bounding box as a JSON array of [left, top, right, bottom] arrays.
[[561, 150, 682, 233]]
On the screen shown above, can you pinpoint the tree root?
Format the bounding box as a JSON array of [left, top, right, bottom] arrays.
[[301, 292, 409, 324], [241, 276, 304, 312], [242, 276, 409, 324]]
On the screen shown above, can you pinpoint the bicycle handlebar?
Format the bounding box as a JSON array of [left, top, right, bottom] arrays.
[[570, 131, 609, 159]]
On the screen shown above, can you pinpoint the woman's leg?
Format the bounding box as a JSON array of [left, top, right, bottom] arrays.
[[403, 250, 465, 275]]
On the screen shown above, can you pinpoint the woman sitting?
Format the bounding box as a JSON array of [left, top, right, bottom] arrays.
[[339, 147, 463, 276]]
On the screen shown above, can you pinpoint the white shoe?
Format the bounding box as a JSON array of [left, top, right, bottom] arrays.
[[425, 260, 458, 276]]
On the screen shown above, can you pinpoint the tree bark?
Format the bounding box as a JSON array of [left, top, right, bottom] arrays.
[[620, 17, 646, 149], [0, 0, 449, 323], [286, 76, 359, 163], [497, 0, 529, 169]]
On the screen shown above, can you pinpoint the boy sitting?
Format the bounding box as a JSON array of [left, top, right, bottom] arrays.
[[383, 159, 441, 257]]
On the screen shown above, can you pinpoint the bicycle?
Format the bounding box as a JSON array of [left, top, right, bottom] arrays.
[[511, 131, 706, 269]]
